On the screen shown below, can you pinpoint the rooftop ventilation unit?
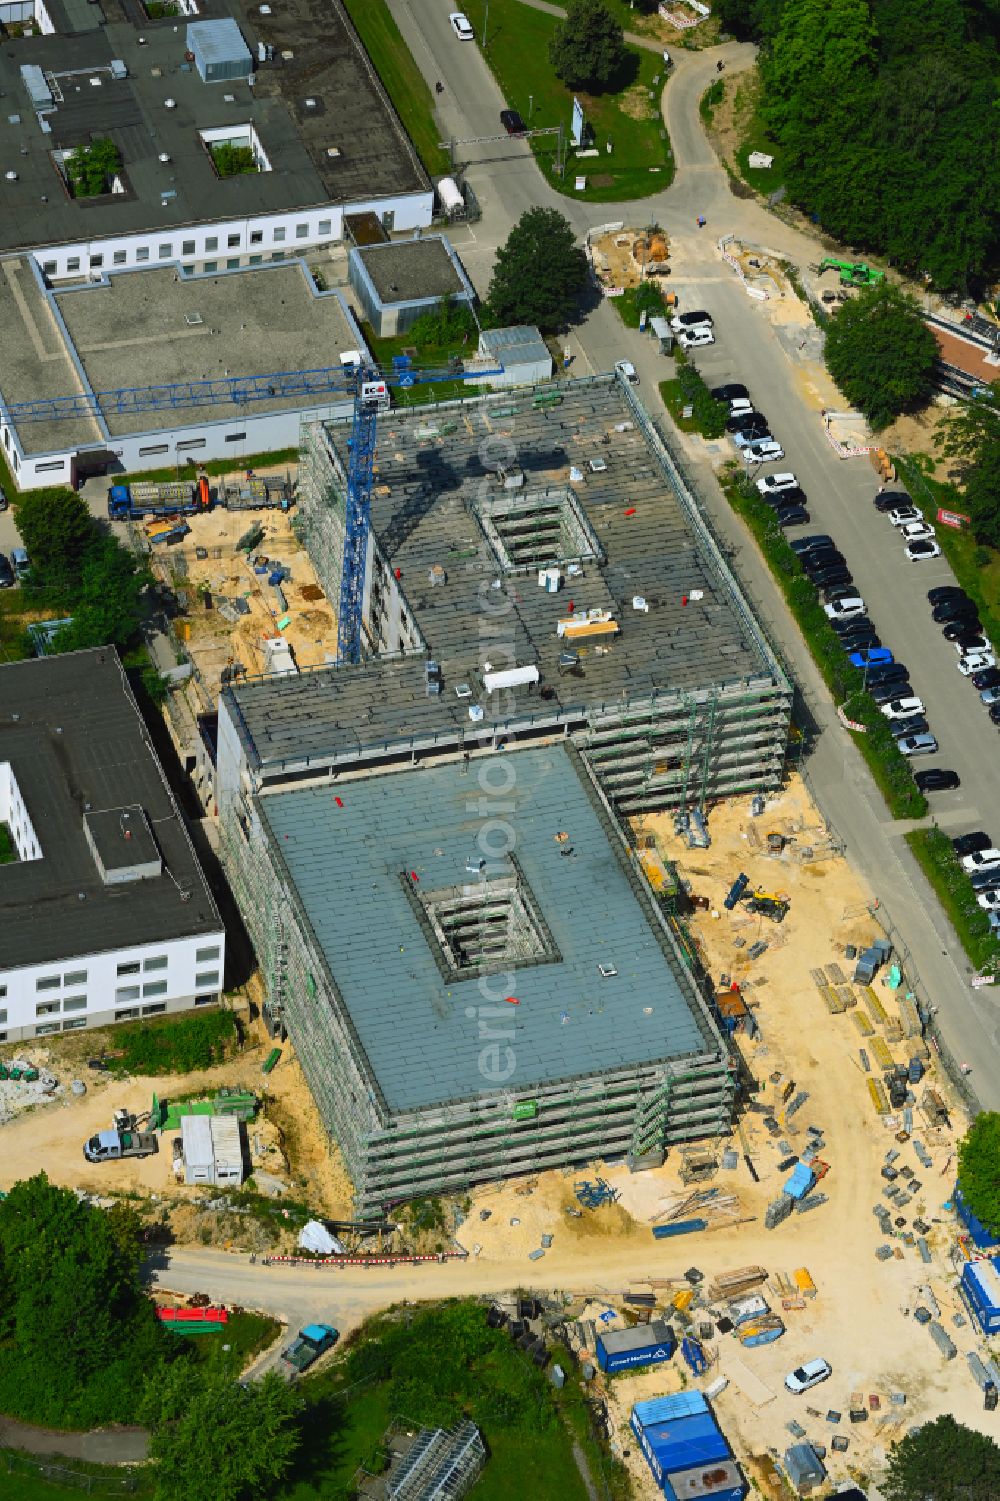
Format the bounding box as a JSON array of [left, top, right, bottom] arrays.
[[109, 59, 127, 80]]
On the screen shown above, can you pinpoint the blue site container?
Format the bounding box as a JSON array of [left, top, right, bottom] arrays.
[[961, 1260, 1000, 1335], [652, 1218, 707, 1239], [955, 1185, 1000, 1249], [596, 1320, 675, 1374], [631, 1393, 745, 1500]]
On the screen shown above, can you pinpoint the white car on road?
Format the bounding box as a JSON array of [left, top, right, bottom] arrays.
[[824, 596, 865, 621], [959, 652, 996, 676], [615, 359, 638, 385], [449, 11, 474, 38], [881, 696, 925, 721], [757, 472, 798, 495], [744, 439, 784, 464], [671, 310, 713, 332], [888, 506, 922, 527], [899, 520, 935, 544], [905, 539, 941, 561], [977, 888, 1000, 911], [962, 849, 1000, 872], [677, 328, 715, 350], [785, 1358, 832, 1394]]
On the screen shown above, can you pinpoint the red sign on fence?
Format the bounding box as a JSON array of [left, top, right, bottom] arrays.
[[937, 507, 971, 530]]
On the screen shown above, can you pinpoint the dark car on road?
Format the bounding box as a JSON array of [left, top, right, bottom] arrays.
[[761, 484, 807, 508], [889, 715, 930, 739], [874, 490, 912, 513], [928, 586, 969, 606], [810, 566, 853, 589], [866, 662, 909, 687], [916, 768, 960, 793], [790, 534, 834, 555], [711, 383, 749, 403], [500, 109, 527, 135], [775, 506, 809, 527], [869, 680, 913, 705], [933, 599, 980, 624], [953, 831, 991, 856], [0, 553, 13, 589], [972, 666, 1000, 691]]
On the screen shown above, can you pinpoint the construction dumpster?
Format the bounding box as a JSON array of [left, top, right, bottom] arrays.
[[596, 1320, 676, 1374]]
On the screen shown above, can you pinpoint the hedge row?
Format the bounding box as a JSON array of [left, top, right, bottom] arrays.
[[719, 469, 927, 819], [905, 828, 1000, 974]]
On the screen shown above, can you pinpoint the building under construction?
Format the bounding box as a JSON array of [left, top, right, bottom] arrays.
[[216, 373, 791, 1211]]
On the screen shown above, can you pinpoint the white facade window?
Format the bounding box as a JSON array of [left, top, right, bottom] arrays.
[[117, 960, 140, 975], [139, 445, 169, 457], [114, 251, 126, 265], [273, 227, 286, 242], [177, 439, 206, 452], [116, 985, 140, 1002], [63, 996, 87, 1012], [36, 1022, 60, 1036], [36, 975, 60, 992], [205, 236, 218, 252], [318, 219, 332, 236], [0, 1009, 6, 1023], [115, 1007, 140, 1020], [227, 233, 240, 248], [143, 981, 168, 997], [35, 460, 65, 474], [143, 956, 168, 972], [159, 243, 173, 258], [196, 971, 220, 990], [197, 945, 221, 962], [295, 223, 309, 239], [142, 1003, 167, 1016], [182, 240, 196, 256], [36, 1001, 60, 1016], [136, 248, 150, 262], [62, 1018, 87, 1031], [64, 969, 87, 986]]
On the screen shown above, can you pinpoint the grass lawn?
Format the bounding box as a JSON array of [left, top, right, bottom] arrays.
[[660, 378, 698, 434], [184, 1311, 281, 1375], [361, 323, 483, 409], [341, 0, 449, 177], [0, 1454, 151, 1500], [101, 1008, 238, 1076], [896, 455, 1000, 644], [732, 75, 784, 197], [906, 828, 1000, 974], [114, 448, 300, 488], [465, 0, 673, 202]]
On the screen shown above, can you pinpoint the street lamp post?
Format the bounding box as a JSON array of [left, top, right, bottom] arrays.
[[482, 0, 489, 49]]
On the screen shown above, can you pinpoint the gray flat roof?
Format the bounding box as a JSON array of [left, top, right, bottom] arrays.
[[0, 257, 363, 453], [53, 262, 363, 437], [355, 239, 465, 304], [227, 377, 783, 772], [0, 649, 222, 970], [259, 745, 713, 1113], [0, 0, 426, 254]]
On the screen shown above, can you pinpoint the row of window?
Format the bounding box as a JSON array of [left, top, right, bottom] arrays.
[[1, 995, 219, 1041], [36, 968, 87, 992], [40, 222, 333, 277]]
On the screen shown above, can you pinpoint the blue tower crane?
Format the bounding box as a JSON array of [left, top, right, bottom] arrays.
[[2, 353, 502, 666]]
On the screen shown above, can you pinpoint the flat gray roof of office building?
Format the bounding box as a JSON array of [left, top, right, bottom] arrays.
[[225, 376, 785, 772], [0, 649, 222, 970], [259, 745, 715, 1113], [0, 0, 426, 254], [0, 257, 362, 453]]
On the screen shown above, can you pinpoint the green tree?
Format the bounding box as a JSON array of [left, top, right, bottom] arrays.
[[211, 143, 258, 177], [823, 282, 937, 429], [956, 1111, 1000, 1236], [548, 0, 626, 93], [53, 536, 146, 652], [937, 383, 1000, 548], [760, 0, 876, 137], [0, 1175, 170, 1427], [142, 1365, 303, 1501], [882, 1414, 1000, 1501], [407, 295, 477, 352], [486, 207, 588, 332], [66, 137, 121, 197], [12, 488, 96, 602]]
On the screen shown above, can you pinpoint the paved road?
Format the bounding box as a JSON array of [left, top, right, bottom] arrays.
[[385, 6, 1000, 1105], [0, 1415, 149, 1464]]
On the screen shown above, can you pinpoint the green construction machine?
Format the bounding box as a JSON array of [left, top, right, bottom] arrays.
[[817, 259, 885, 287]]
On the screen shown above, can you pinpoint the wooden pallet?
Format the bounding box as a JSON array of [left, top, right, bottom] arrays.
[[851, 1009, 875, 1038], [863, 985, 889, 1025], [825, 962, 848, 984], [870, 1036, 895, 1070], [835, 984, 857, 1010]]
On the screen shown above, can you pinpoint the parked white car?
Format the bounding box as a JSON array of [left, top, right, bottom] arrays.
[[670, 310, 713, 332], [677, 328, 715, 350], [824, 597, 865, 621], [881, 696, 925, 721], [785, 1359, 832, 1394], [449, 12, 474, 39], [614, 359, 638, 385], [962, 849, 1000, 872], [958, 652, 997, 676], [977, 888, 1000, 911], [757, 472, 798, 495], [744, 439, 784, 464], [888, 506, 922, 527], [905, 539, 941, 562], [899, 521, 935, 544]]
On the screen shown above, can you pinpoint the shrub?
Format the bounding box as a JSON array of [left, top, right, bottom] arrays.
[[107, 1009, 237, 1076]]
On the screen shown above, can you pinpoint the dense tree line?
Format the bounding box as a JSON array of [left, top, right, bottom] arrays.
[[12, 486, 146, 653], [716, 0, 1000, 292]]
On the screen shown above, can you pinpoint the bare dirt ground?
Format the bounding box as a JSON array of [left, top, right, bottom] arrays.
[[148, 500, 337, 698], [454, 776, 990, 1493], [0, 1020, 354, 1237]]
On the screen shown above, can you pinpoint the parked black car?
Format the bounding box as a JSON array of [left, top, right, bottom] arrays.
[[711, 383, 749, 403], [916, 769, 960, 792], [953, 831, 992, 856], [866, 662, 909, 687], [874, 490, 913, 513]]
